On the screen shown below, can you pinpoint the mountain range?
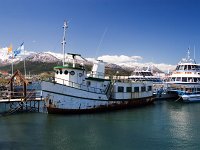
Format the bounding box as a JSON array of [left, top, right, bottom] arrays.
[[0, 52, 164, 75]]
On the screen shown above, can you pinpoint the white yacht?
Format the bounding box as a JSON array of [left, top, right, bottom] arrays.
[[167, 50, 200, 84], [166, 49, 200, 93], [128, 66, 163, 83]]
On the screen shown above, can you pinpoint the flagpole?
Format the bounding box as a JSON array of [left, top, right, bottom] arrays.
[[24, 46, 26, 78], [11, 52, 14, 76]]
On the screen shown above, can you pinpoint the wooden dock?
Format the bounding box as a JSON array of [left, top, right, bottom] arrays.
[[0, 70, 46, 115], [0, 91, 45, 115]]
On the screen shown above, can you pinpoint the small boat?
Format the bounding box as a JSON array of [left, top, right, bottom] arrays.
[[181, 91, 200, 102], [153, 89, 180, 100], [41, 21, 154, 114]]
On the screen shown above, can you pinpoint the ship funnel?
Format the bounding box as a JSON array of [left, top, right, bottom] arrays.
[[91, 60, 105, 79]]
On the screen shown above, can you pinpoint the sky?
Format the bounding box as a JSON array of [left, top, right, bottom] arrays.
[[0, 0, 200, 70]]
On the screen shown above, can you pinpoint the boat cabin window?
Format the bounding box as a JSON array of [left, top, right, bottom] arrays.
[[64, 70, 68, 75], [79, 73, 83, 77], [70, 71, 75, 75], [118, 86, 124, 92], [126, 87, 132, 92], [56, 70, 59, 74], [194, 78, 197, 82], [176, 77, 181, 81], [87, 81, 91, 86], [60, 70, 63, 74], [134, 87, 139, 92], [148, 86, 152, 91], [141, 86, 146, 92]]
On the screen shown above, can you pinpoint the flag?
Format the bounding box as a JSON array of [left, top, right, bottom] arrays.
[[7, 44, 12, 54], [14, 42, 24, 57]]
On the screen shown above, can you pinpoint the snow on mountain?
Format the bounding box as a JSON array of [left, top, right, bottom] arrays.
[[26, 52, 60, 62], [0, 50, 176, 73]]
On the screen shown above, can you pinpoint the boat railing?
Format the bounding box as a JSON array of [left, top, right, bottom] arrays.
[[88, 71, 105, 78], [0, 90, 42, 101], [49, 77, 107, 94]]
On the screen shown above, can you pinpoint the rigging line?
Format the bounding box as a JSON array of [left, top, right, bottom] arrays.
[[95, 27, 108, 59]]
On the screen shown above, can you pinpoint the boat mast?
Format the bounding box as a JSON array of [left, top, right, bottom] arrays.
[[187, 47, 190, 61], [194, 45, 196, 62], [62, 21, 68, 66]]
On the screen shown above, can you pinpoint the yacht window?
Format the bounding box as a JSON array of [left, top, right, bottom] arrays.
[[126, 87, 132, 92], [172, 77, 175, 81], [184, 65, 187, 70], [188, 65, 191, 70], [141, 86, 146, 92], [188, 78, 192, 82], [176, 66, 180, 70], [134, 87, 139, 92], [180, 65, 184, 70], [182, 77, 187, 82], [176, 77, 181, 81], [56, 71, 59, 74], [191, 65, 195, 70], [194, 78, 197, 82], [60, 70, 63, 74], [118, 86, 124, 92], [64, 70, 68, 75]]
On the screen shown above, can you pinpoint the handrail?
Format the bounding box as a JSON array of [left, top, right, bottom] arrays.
[[48, 77, 107, 94]]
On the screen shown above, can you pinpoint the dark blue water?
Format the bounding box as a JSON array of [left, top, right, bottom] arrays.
[[1, 101, 200, 150]]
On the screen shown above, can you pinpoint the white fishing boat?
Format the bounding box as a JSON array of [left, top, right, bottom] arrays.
[[41, 21, 154, 114]]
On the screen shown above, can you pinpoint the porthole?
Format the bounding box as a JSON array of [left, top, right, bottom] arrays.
[[79, 73, 82, 77], [70, 71, 75, 75], [60, 70, 63, 74], [64, 70, 68, 75], [56, 71, 59, 74]]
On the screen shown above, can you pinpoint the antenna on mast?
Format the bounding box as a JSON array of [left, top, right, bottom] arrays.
[[187, 47, 190, 61], [194, 45, 196, 60], [62, 20, 68, 66]]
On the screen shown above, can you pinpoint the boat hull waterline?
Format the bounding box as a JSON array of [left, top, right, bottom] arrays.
[[42, 82, 154, 114]]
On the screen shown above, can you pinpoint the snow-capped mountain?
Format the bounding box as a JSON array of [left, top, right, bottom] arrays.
[[0, 50, 175, 73], [26, 52, 60, 62]]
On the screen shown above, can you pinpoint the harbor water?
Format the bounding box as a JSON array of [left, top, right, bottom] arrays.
[[0, 101, 200, 150]]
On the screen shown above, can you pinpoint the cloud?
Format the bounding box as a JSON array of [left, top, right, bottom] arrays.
[[86, 54, 176, 73], [97, 55, 143, 64]]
